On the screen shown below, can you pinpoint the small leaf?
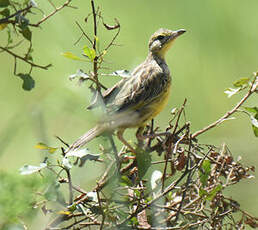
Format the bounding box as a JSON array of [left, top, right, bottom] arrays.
[[251, 115, 258, 137], [199, 160, 211, 187], [218, 117, 236, 125], [244, 106, 258, 114], [130, 217, 139, 226], [233, 77, 250, 87], [16, 15, 29, 28], [171, 107, 177, 115], [69, 69, 89, 81], [83, 45, 96, 62], [0, 8, 10, 17], [224, 87, 241, 97], [19, 163, 47, 175], [103, 18, 120, 30], [7, 27, 12, 44], [35, 142, 57, 154], [66, 148, 91, 158], [199, 188, 208, 197], [86, 192, 98, 202], [17, 73, 35, 91], [151, 170, 162, 190], [94, 35, 99, 49], [19, 26, 32, 41], [44, 182, 66, 204], [0, 0, 10, 7], [136, 148, 151, 179], [0, 22, 7, 30], [66, 148, 100, 167], [61, 52, 85, 61], [243, 107, 258, 137], [29, 0, 38, 7], [120, 175, 133, 187], [62, 157, 72, 169], [58, 211, 71, 215], [109, 69, 131, 78], [206, 184, 222, 201], [175, 152, 187, 171], [250, 115, 258, 128]]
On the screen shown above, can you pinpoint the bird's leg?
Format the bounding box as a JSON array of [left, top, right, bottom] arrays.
[[136, 126, 144, 147], [117, 129, 137, 153]]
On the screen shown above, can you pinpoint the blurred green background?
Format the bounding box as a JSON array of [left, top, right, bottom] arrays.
[[0, 0, 257, 228]]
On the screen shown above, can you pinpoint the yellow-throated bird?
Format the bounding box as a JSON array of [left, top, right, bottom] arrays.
[[67, 28, 186, 153]]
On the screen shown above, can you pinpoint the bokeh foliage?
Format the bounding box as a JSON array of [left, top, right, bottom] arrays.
[[0, 0, 257, 228]]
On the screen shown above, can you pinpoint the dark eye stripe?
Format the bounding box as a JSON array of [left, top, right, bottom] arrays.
[[156, 35, 165, 40]]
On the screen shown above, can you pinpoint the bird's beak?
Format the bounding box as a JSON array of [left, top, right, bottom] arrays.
[[171, 29, 186, 39]]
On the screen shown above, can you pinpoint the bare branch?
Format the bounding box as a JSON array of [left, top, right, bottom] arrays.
[[192, 75, 258, 139], [0, 46, 52, 70]]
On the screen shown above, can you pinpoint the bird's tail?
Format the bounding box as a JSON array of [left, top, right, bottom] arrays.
[[66, 124, 107, 154]]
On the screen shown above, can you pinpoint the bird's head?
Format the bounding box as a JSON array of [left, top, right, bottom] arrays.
[[148, 28, 186, 58]]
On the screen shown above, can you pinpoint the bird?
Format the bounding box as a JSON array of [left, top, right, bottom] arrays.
[[66, 28, 186, 154]]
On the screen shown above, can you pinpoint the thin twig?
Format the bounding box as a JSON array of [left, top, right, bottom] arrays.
[[65, 169, 73, 205], [192, 75, 258, 139], [75, 21, 93, 45], [29, 0, 73, 27], [0, 46, 52, 70], [0, 5, 32, 24]]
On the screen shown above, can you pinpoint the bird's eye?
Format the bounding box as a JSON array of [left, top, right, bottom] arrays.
[[156, 35, 165, 40]]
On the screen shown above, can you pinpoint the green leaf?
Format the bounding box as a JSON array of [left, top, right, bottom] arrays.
[[206, 184, 223, 201], [66, 148, 100, 167], [199, 160, 211, 187], [251, 115, 258, 137], [0, 0, 10, 7], [136, 149, 151, 179], [7, 27, 12, 44], [151, 170, 162, 190], [35, 142, 57, 154], [252, 125, 258, 137], [95, 35, 99, 49], [61, 52, 85, 61], [110, 69, 131, 78], [20, 26, 31, 41], [0, 22, 7, 30], [199, 188, 208, 197], [44, 182, 65, 204], [233, 77, 250, 87], [130, 216, 139, 226], [224, 87, 241, 97], [69, 69, 89, 81], [0, 8, 10, 16], [244, 106, 258, 114], [19, 163, 47, 175], [62, 157, 72, 169], [120, 175, 133, 187], [17, 73, 35, 91], [17, 15, 29, 29], [83, 45, 96, 62], [243, 107, 258, 137]]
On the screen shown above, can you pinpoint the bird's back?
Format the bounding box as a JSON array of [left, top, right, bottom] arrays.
[[102, 53, 171, 128]]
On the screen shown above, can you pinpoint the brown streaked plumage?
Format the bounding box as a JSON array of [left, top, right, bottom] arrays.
[[66, 28, 186, 153]]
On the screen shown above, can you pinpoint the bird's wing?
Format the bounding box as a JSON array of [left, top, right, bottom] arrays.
[[87, 78, 127, 110], [109, 67, 169, 114]]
